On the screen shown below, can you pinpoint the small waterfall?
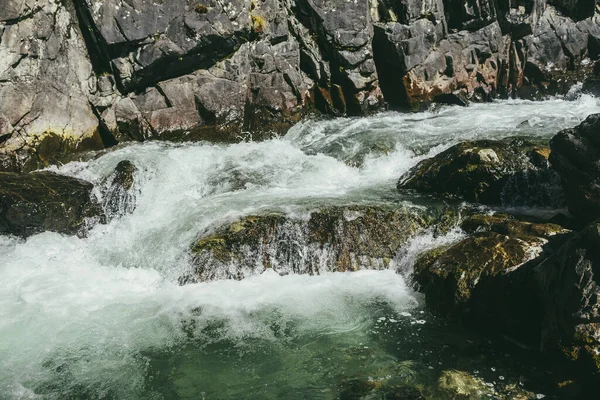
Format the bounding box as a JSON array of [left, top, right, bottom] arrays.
[[187, 206, 428, 282]]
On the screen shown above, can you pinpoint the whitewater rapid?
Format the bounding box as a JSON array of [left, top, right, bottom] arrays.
[[1, 95, 599, 398]]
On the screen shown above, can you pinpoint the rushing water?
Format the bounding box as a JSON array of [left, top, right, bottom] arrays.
[[1, 96, 599, 399]]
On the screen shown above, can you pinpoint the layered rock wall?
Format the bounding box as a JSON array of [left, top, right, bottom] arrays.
[[1, 0, 599, 171]]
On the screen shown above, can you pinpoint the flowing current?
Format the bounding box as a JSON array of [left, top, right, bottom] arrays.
[[1, 96, 599, 399]]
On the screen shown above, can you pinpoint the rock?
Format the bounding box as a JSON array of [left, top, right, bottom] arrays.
[[398, 139, 564, 206], [2, 0, 600, 167], [0, 0, 105, 173], [0, 171, 103, 238], [550, 114, 600, 223], [100, 160, 139, 220], [185, 205, 428, 282], [95, 2, 315, 142], [548, 0, 596, 21], [461, 213, 571, 238], [437, 370, 494, 398], [293, 0, 384, 114], [338, 378, 425, 400], [413, 213, 570, 342], [519, 7, 598, 98], [534, 220, 600, 376], [75, 0, 252, 93]]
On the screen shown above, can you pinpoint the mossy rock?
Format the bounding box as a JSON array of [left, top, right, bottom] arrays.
[[0, 171, 103, 238], [414, 231, 545, 315], [186, 205, 429, 282], [398, 139, 564, 207], [437, 370, 494, 399], [413, 214, 572, 345], [461, 213, 569, 239]]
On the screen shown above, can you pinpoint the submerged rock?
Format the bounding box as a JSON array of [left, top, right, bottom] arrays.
[[0, 171, 102, 238], [101, 160, 139, 220], [398, 139, 564, 207], [550, 113, 600, 223], [338, 378, 425, 400], [437, 369, 537, 399], [437, 370, 495, 399], [186, 205, 428, 282]]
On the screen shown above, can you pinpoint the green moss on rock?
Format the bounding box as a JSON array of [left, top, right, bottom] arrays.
[[398, 139, 564, 207], [188, 205, 428, 282]]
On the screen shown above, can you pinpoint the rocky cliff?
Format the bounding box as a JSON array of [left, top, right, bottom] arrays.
[[1, 0, 599, 171]]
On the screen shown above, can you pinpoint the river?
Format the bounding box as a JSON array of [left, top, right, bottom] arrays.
[[1, 95, 599, 399]]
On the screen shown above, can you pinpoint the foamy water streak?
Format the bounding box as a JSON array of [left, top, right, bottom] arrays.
[[1, 96, 599, 398]]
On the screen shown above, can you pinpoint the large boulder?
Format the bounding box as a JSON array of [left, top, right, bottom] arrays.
[[185, 205, 429, 282], [414, 214, 600, 385], [398, 139, 564, 206], [534, 220, 600, 376], [413, 214, 569, 324], [550, 113, 600, 223], [0, 171, 103, 238]]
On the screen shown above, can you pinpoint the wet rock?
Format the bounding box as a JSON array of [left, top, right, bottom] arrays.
[[0, 171, 102, 238], [461, 213, 571, 238], [186, 205, 428, 282], [437, 370, 494, 398], [398, 139, 564, 206], [550, 113, 600, 223], [413, 214, 570, 341], [101, 160, 139, 219], [534, 220, 600, 376]]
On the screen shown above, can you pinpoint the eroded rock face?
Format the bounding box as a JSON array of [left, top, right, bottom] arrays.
[[0, 171, 102, 238], [185, 205, 428, 282], [0, 0, 104, 173], [550, 113, 600, 222], [398, 139, 564, 206], [77, 0, 252, 93], [2, 0, 600, 170]]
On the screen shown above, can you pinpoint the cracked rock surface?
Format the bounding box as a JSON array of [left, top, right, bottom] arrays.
[[1, 0, 600, 171]]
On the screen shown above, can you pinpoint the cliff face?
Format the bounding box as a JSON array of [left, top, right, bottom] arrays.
[[1, 0, 599, 171]]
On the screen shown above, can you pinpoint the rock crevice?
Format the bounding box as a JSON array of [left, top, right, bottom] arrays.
[[1, 0, 600, 170]]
